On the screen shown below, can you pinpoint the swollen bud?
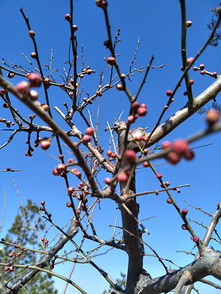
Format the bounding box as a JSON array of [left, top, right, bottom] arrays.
[[67, 187, 75, 194], [27, 73, 42, 88], [106, 150, 112, 157], [16, 81, 30, 94], [104, 177, 112, 185], [186, 20, 192, 27], [96, 0, 108, 8], [64, 14, 72, 21], [29, 30, 35, 38], [117, 172, 128, 183], [40, 140, 50, 150], [166, 151, 180, 165], [131, 101, 140, 110], [85, 127, 95, 136], [166, 90, 173, 97], [82, 135, 91, 143], [66, 202, 72, 208], [206, 109, 220, 126], [30, 52, 37, 58], [181, 208, 188, 217], [72, 25, 78, 31], [166, 198, 173, 204], [124, 150, 136, 164], [137, 106, 147, 117], [8, 72, 15, 78], [192, 236, 200, 243], [172, 139, 189, 156], [106, 56, 116, 66], [30, 89, 39, 101], [156, 173, 163, 179], [116, 84, 123, 91]]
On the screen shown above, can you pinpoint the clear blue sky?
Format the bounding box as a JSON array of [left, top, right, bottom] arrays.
[[0, 1, 221, 293]]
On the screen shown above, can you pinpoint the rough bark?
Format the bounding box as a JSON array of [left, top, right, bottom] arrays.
[[136, 247, 221, 294], [117, 124, 145, 293]]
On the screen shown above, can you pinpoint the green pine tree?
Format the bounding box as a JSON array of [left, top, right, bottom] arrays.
[[0, 200, 58, 294]]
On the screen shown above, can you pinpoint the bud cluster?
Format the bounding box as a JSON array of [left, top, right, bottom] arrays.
[[162, 139, 194, 165]]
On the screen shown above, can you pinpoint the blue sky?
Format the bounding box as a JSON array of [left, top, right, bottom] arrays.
[[0, 1, 221, 293]]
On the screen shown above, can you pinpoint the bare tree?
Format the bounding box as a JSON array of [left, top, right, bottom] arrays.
[[0, 1, 221, 294]]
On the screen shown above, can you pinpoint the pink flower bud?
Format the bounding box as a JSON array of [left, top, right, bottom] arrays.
[[29, 30, 35, 38], [82, 135, 91, 143], [40, 140, 50, 150], [172, 139, 189, 156], [124, 150, 136, 164], [186, 20, 192, 27], [65, 14, 72, 21], [137, 106, 147, 117], [85, 127, 95, 135], [117, 172, 128, 183], [16, 81, 30, 94], [27, 73, 42, 88], [206, 109, 220, 126], [106, 56, 116, 66]]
